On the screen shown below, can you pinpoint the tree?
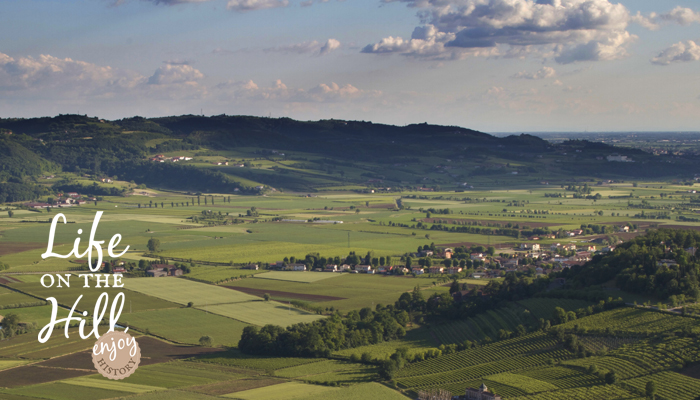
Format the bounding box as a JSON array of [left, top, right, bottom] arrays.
[[264, 293, 271, 301], [449, 280, 460, 295], [199, 335, 212, 347], [147, 238, 161, 252], [604, 370, 617, 384], [187, 301, 194, 307], [645, 381, 656, 399], [2, 312, 19, 334], [7, 210, 13, 218]]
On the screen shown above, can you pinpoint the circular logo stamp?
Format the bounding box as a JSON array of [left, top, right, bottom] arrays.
[[92, 331, 141, 380]]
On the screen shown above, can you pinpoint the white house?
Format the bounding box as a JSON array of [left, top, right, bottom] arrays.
[[289, 264, 307, 271]]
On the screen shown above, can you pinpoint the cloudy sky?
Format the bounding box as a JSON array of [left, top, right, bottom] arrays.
[[1, 0, 699, 132]]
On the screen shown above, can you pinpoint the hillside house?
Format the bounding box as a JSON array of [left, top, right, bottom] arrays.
[[412, 267, 424, 275], [324, 265, 338, 272], [563, 243, 577, 251], [244, 264, 259, 270], [355, 265, 373, 273], [147, 269, 168, 277], [520, 243, 540, 251], [446, 267, 462, 274], [428, 266, 444, 274], [339, 264, 351, 272], [112, 266, 126, 274], [377, 266, 392, 274], [461, 384, 501, 400], [470, 253, 485, 261], [289, 264, 307, 271]]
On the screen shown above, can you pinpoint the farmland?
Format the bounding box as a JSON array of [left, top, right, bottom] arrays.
[[2, 157, 700, 399]]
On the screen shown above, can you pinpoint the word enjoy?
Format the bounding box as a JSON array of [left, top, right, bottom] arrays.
[[41, 211, 129, 272]]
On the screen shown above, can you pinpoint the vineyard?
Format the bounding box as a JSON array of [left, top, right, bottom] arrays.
[[518, 298, 594, 321], [430, 298, 595, 345], [394, 308, 700, 399], [557, 307, 700, 336]]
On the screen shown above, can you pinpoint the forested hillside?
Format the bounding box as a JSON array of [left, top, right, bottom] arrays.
[[1, 114, 699, 197]]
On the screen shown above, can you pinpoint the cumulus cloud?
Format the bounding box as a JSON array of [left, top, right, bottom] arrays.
[[226, 0, 288, 12], [215, 79, 380, 103], [264, 39, 341, 56], [651, 40, 700, 65], [138, 0, 213, 4], [0, 51, 209, 102], [657, 7, 700, 26], [319, 39, 341, 55], [0, 52, 142, 93], [631, 7, 700, 30], [511, 66, 556, 80], [363, 0, 638, 63], [300, 0, 329, 6], [148, 64, 204, 85]]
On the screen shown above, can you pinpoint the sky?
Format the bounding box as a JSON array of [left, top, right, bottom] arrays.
[[0, 0, 699, 132]]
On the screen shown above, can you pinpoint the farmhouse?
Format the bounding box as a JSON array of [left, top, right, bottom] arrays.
[[519, 243, 540, 251], [458, 383, 501, 400], [289, 264, 307, 271], [244, 264, 259, 270], [446, 267, 462, 274], [428, 266, 444, 274], [355, 265, 373, 273], [377, 266, 392, 274], [112, 266, 126, 274], [470, 253, 485, 261], [324, 264, 338, 272], [412, 267, 424, 275], [147, 269, 168, 277]]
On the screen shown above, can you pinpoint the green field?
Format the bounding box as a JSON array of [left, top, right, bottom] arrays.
[[254, 271, 343, 283], [185, 267, 264, 283], [225, 273, 436, 312], [120, 307, 251, 347], [222, 381, 337, 399], [125, 277, 259, 306], [124, 277, 323, 326]]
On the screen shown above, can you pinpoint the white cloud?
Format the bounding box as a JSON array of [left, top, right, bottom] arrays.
[[651, 40, 700, 66], [215, 79, 380, 103], [631, 7, 700, 30], [263, 39, 341, 56], [139, 0, 213, 4], [0, 52, 209, 102], [658, 7, 700, 26], [147, 64, 204, 85], [226, 0, 288, 12], [319, 39, 341, 55], [0, 52, 142, 93], [364, 0, 637, 64], [511, 66, 556, 80]]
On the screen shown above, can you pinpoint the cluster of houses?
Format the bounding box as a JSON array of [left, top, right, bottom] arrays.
[[146, 264, 184, 277], [24, 192, 92, 209], [149, 154, 193, 163]]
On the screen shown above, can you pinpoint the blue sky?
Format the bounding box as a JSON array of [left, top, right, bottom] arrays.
[[0, 0, 699, 132]]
